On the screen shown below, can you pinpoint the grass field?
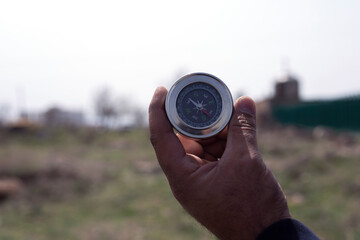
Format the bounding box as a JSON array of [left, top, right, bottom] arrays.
[[0, 127, 359, 240]]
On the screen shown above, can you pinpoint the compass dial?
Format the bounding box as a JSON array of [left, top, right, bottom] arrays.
[[165, 72, 233, 139], [176, 82, 222, 129]]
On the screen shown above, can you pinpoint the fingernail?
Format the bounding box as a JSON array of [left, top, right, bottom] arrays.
[[237, 97, 255, 116]]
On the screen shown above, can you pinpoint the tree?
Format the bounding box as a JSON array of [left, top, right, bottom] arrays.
[[93, 87, 147, 130], [94, 87, 117, 128], [115, 96, 147, 129]]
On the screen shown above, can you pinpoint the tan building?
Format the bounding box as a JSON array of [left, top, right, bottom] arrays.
[[273, 73, 300, 105]]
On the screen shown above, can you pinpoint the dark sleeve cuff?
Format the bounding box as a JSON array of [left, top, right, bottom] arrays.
[[256, 219, 320, 240]]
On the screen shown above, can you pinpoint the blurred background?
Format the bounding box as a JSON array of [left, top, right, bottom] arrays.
[[0, 0, 359, 239]]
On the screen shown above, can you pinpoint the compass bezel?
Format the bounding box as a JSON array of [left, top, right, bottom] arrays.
[[165, 72, 233, 139]]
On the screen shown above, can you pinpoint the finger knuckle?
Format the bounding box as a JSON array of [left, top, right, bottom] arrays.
[[236, 113, 256, 131], [149, 133, 160, 147], [247, 154, 265, 170]]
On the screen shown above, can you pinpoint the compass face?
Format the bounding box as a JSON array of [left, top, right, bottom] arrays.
[[176, 82, 222, 129], [165, 72, 233, 139]]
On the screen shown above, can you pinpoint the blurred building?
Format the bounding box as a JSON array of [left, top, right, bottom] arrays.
[[43, 107, 84, 127], [272, 72, 300, 105], [6, 118, 39, 132], [270, 72, 360, 131]]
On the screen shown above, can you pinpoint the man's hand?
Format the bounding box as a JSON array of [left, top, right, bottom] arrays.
[[149, 87, 290, 240]]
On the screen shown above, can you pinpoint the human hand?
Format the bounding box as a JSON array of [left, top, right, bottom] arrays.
[[149, 87, 290, 240]]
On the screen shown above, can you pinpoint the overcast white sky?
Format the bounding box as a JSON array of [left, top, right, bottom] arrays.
[[0, 0, 359, 118]]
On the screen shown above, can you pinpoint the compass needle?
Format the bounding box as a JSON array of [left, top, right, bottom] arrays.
[[201, 109, 211, 117]]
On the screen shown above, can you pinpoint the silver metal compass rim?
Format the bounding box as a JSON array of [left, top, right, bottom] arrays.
[[165, 72, 233, 139]]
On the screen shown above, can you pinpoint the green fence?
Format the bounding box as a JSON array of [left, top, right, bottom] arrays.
[[272, 95, 360, 131]]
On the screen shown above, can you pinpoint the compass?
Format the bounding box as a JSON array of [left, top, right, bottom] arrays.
[[165, 73, 233, 139]]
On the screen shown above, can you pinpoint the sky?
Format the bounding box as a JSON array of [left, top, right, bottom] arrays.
[[0, 0, 359, 119]]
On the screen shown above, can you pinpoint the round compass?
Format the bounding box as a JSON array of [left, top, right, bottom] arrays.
[[165, 73, 233, 139]]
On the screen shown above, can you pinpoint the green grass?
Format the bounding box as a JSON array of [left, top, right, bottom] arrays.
[[0, 129, 213, 240], [0, 128, 359, 239]]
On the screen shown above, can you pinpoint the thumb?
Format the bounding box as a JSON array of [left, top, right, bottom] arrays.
[[222, 96, 259, 161]]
